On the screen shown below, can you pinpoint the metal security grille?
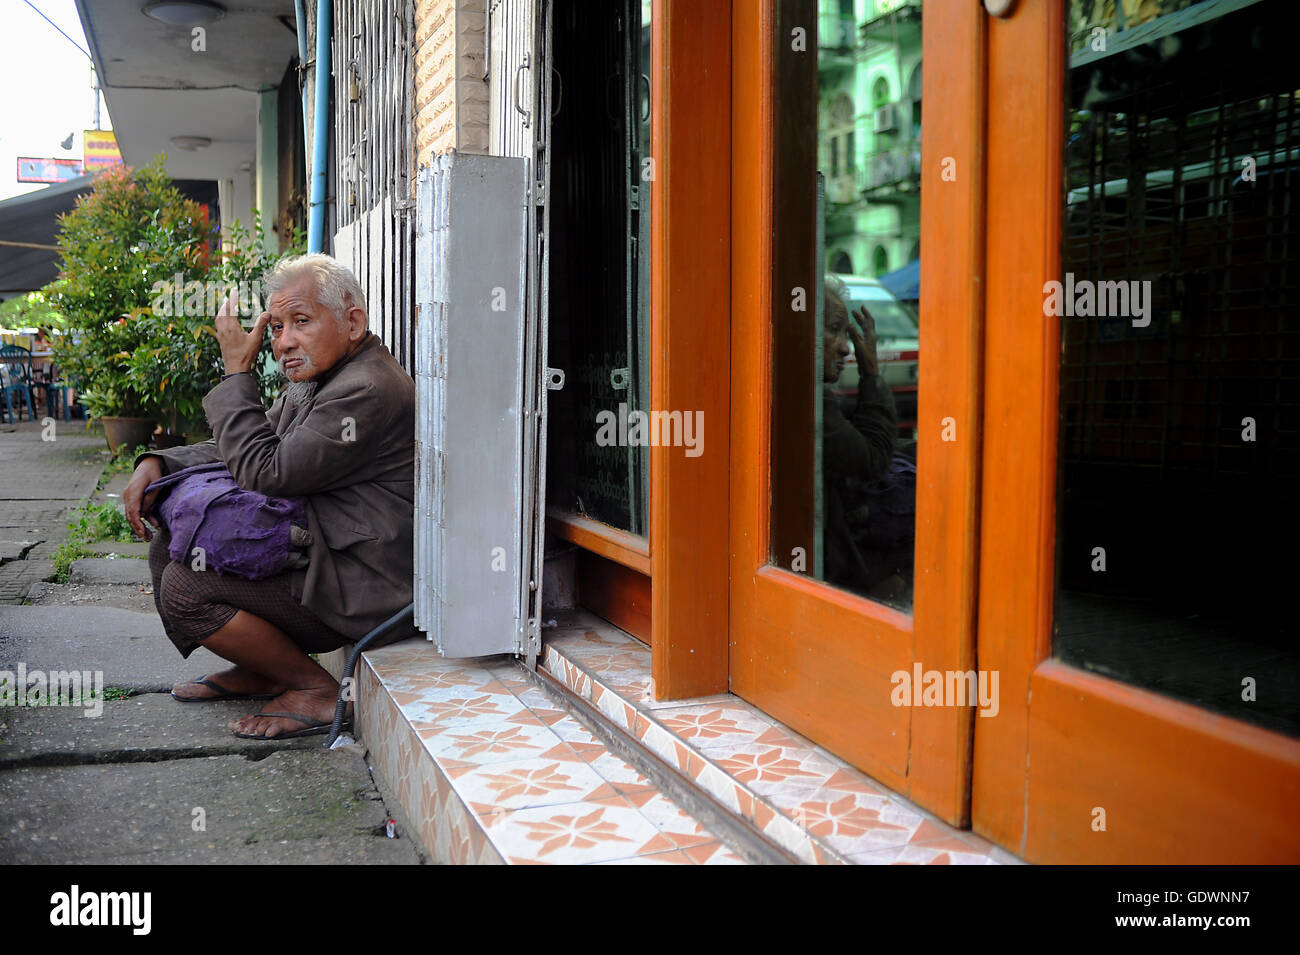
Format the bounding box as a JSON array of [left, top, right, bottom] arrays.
[[489, 0, 537, 160], [1061, 58, 1300, 482], [332, 0, 417, 374]]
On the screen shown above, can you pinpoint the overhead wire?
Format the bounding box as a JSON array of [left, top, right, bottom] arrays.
[[20, 0, 91, 60]]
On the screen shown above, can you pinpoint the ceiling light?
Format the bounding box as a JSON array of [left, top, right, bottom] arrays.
[[171, 135, 212, 151], [142, 2, 225, 27]]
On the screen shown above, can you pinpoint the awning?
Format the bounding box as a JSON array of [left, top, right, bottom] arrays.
[[0, 177, 93, 296], [0, 177, 219, 297], [878, 258, 919, 302]]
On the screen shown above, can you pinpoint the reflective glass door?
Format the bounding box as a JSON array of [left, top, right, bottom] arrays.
[[973, 0, 1300, 863], [730, 0, 984, 823]]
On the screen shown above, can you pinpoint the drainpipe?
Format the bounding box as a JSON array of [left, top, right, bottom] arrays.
[[306, 0, 332, 253]]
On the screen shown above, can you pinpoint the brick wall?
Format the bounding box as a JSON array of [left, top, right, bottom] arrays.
[[414, 0, 488, 165]]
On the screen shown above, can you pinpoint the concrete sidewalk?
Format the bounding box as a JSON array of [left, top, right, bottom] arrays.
[[0, 419, 422, 864]]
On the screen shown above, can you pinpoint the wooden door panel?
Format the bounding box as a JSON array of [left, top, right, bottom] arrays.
[[970, 0, 1063, 856], [749, 567, 912, 779], [729, 0, 985, 824], [974, 0, 1300, 862], [1026, 663, 1300, 864]]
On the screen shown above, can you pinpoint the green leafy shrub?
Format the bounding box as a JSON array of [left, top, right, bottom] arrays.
[[45, 158, 307, 434], [49, 499, 139, 584], [0, 290, 67, 331], [47, 157, 208, 420], [132, 211, 304, 432]]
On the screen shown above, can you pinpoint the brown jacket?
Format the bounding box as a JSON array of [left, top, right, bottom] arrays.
[[138, 333, 415, 641]]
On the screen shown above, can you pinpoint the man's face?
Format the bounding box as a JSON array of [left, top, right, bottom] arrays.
[[266, 277, 357, 382], [823, 295, 852, 383]]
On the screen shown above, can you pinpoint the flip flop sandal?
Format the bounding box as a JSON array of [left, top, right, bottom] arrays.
[[231, 711, 348, 741], [171, 675, 279, 703]]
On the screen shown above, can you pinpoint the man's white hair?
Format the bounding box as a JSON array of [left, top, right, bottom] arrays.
[[824, 273, 848, 307], [265, 253, 367, 327]]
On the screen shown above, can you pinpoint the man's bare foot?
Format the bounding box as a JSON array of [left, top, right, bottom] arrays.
[[227, 685, 345, 739], [171, 666, 285, 702]]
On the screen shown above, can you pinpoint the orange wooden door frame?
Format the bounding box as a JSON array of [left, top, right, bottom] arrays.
[[542, 0, 732, 683], [648, 0, 732, 699], [728, 0, 987, 826], [972, 0, 1300, 863]]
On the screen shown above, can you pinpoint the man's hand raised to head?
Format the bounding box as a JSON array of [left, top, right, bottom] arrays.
[[848, 304, 880, 379], [213, 290, 272, 376]]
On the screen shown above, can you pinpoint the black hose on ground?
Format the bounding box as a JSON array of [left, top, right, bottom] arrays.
[[325, 602, 415, 747]]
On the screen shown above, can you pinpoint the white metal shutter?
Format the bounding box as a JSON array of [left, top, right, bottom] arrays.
[[414, 154, 529, 657], [413, 1, 551, 662]]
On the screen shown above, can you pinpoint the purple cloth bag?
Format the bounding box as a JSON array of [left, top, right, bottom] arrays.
[[145, 462, 307, 579]]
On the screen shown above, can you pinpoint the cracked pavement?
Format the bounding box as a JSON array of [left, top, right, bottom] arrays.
[[0, 419, 422, 864]]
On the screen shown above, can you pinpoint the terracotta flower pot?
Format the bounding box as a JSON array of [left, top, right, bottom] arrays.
[[152, 430, 187, 449], [101, 416, 157, 454]]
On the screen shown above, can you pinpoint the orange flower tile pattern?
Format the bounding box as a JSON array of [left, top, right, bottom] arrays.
[[542, 618, 1023, 865], [357, 640, 742, 865]]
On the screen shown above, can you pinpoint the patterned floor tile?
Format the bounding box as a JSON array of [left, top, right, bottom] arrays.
[[547, 628, 629, 651], [447, 754, 620, 815], [685, 842, 749, 864], [522, 704, 571, 728], [366, 627, 1022, 867], [536, 631, 1021, 865], [482, 797, 664, 865], [512, 685, 562, 709], [641, 693, 736, 711], [780, 792, 928, 855], [621, 790, 718, 849], [653, 703, 776, 749], [427, 720, 566, 766], [584, 752, 654, 794], [549, 719, 605, 747], [385, 666, 500, 694], [707, 739, 844, 793], [390, 677, 518, 707], [560, 646, 649, 672], [401, 690, 521, 729]]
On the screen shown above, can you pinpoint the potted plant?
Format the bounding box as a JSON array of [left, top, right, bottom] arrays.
[[46, 157, 208, 451]]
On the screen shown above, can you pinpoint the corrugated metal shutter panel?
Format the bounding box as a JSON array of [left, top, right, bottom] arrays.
[[414, 154, 531, 656]]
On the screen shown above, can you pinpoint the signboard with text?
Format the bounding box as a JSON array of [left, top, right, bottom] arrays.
[[16, 157, 83, 183], [83, 130, 123, 171]]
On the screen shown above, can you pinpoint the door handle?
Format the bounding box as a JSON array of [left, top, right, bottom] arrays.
[[514, 53, 531, 128]]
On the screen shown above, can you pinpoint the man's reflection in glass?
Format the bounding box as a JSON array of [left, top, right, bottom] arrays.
[[822, 276, 916, 606]]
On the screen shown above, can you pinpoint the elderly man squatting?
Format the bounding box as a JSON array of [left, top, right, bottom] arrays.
[[122, 254, 414, 740]]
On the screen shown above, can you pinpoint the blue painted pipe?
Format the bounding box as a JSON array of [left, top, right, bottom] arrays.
[[308, 0, 332, 253]]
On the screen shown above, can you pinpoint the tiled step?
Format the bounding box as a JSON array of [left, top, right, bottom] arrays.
[[355, 638, 752, 864], [538, 613, 1023, 865]]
